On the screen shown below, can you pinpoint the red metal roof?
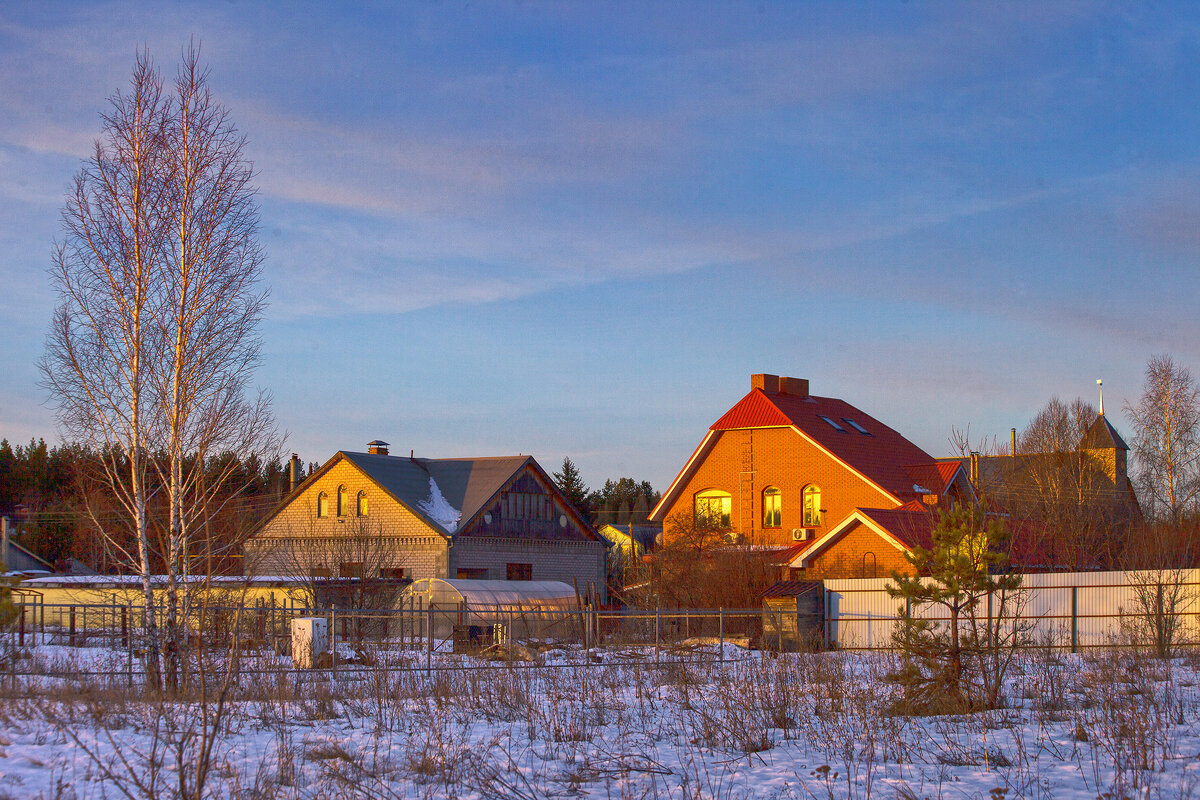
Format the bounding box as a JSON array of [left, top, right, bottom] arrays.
[[904, 462, 961, 496], [711, 389, 939, 499], [709, 389, 796, 429], [856, 507, 939, 550]]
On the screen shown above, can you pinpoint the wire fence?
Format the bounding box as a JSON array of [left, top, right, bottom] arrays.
[[1, 600, 774, 687], [5, 568, 1199, 689]]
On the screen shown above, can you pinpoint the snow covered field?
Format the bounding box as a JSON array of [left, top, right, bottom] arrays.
[[0, 641, 1198, 799]]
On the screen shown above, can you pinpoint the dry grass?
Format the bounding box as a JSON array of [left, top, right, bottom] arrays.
[[0, 637, 1197, 799]]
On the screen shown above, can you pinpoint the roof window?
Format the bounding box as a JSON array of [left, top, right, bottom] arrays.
[[843, 418, 870, 435], [818, 415, 845, 432]]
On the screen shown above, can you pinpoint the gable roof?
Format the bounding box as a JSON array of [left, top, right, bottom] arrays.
[[791, 506, 938, 568], [652, 387, 941, 520], [1080, 414, 1129, 450], [716, 389, 937, 497], [341, 451, 531, 534], [904, 462, 964, 496], [255, 451, 601, 542]]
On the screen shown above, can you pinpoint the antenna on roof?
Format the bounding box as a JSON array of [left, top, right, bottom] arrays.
[[1097, 378, 1104, 416]]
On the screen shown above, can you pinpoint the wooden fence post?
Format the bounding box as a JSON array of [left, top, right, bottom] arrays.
[[69, 606, 76, 647]]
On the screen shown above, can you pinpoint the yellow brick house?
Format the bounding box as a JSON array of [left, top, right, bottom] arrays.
[[247, 441, 608, 600]]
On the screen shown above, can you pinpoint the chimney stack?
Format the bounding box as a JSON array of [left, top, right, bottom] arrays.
[[367, 440, 390, 456], [751, 374, 809, 397], [1011, 428, 1018, 457], [288, 454, 302, 492]]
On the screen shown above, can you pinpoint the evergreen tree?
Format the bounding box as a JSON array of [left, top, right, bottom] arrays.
[[886, 504, 1024, 713], [588, 477, 660, 525], [552, 457, 592, 520]]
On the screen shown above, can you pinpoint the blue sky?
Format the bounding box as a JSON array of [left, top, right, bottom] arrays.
[[2, 2, 1199, 491]]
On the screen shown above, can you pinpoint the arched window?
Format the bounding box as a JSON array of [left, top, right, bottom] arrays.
[[762, 487, 781, 528], [694, 489, 731, 529], [802, 484, 822, 527], [861, 551, 878, 579], [357, 490, 368, 517], [337, 485, 349, 516], [317, 491, 329, 518]]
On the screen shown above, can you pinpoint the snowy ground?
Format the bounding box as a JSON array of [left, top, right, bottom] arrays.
[[0, 639, 1198, 799]]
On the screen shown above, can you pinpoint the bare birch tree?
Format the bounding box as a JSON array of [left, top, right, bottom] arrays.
[[41, 51, 169, 688], [149, 44, 279, 692], [42, 46, 278, 693], [1124, 354, 1200, 525]]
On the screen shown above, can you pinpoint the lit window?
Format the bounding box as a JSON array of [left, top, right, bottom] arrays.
[[803, 484, 822, 526], [762, 487, 781, 528], [356, 491, 368, 517], [317, 491, 329, 518], [843, 418, 870, 435], [695, 489, 731, 529], [818, 415, 845, 431], [337, 485, 349, 516]]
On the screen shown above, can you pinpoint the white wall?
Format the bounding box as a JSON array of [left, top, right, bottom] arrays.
[[823, 569, 1200, 650]]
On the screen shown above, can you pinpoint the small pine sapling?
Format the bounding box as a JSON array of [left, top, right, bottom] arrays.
[[886, 504, 1022, 714]]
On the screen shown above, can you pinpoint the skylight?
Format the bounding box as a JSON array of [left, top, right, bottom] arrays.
[[818, 415, 845, 432], [843, 418, 870, 435]]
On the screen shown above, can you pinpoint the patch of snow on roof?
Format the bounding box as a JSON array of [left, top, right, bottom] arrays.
[[418, 476, 461, 532], [913, 484, 930, 494]]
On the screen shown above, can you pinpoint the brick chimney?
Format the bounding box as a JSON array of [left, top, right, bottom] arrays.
[[367, 440, 390, 456], [752, 373, 809, 396]]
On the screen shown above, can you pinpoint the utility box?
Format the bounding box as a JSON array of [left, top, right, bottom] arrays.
[[291, 617, 329, 668]]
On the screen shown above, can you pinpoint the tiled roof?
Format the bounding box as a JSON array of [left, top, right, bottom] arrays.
[[712, 389, 938, 498]]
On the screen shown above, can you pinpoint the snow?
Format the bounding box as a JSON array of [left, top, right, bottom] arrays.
[[417, 476, 461, 532], [2, 640, 1200, 798]]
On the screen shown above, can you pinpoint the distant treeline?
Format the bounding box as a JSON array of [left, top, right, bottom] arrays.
[[0, 438, 295, 572]]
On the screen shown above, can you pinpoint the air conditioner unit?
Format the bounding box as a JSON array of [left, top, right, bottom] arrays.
[[792, 528, 811, 541]]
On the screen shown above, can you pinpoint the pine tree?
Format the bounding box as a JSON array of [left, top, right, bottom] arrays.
[[886, 504, 1024, 714]]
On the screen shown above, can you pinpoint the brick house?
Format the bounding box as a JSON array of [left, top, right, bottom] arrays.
[[648, 374, 972, 579], [247, 441, 608, 600]]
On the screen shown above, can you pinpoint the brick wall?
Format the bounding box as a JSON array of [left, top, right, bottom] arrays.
[[804, 521, 912, 580], [248, 455, 608, 594], [451, 537, 608, 601], [249, 457, 451, 579], [660, 427, 900, 547]]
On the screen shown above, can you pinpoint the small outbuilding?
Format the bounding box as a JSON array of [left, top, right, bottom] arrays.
[[760, 580, 826, 651]]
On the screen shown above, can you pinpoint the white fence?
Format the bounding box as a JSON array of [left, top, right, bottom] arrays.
[[825, 569, 1200, 650]]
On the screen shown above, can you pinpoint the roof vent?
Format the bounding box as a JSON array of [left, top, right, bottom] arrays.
[[367, 440, 390, 456]]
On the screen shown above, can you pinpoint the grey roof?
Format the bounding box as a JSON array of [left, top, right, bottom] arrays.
[[1080, 414, 1129, 451], [339, 451, 531, 534]]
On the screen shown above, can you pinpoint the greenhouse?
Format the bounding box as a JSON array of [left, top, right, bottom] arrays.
[[399, 578, 581, 643]]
